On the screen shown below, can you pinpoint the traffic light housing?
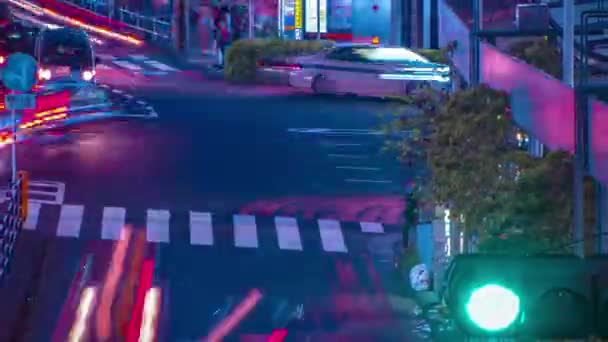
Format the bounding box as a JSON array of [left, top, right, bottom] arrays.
[[17, 171, 27, 221], [444, 254, 602, 339]]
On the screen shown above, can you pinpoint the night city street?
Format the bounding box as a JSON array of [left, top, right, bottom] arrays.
[[11, 0, 606, 338], [0, 7, 425, 340]]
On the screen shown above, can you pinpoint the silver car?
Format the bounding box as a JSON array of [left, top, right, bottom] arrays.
[[285, 43, 451, 97]]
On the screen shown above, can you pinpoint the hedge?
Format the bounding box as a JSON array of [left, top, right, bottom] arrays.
[[224, 39, 334, 83]]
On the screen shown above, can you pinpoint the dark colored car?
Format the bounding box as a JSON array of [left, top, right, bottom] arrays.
[[35, 27, 99, 84], [0, 22, 37, 60]]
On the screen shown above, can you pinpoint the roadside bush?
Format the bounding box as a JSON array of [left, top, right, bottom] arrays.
[[224, 39, 334, 83]]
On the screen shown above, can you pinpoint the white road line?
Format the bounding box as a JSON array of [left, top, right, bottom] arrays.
[[360, 222, 384, 233], [146, 209, 170, 243], [129, 54, 149, 60], [275, 216, 303, 251], [335, 166, 381, 171], [190, 211, 214, 245], [144, 60, 179, 72], [123, 94, 133, 99], [318, 219, 347, 253], [333, 143, 363, 147], [57, 205, 84, 238], [101, 207, 126, 240], [233, 214, 258, 248], [24, 202, 41, 230], [113, 60, 143, 71], [112, 88, 123, 94], [344, 179, 393, 184], [328, 154, 369, 159]]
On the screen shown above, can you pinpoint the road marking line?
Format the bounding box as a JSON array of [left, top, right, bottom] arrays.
[[123, 94, 133, 99], [318, 219, 347, 253], [275, 216, 303, 251], [333, 143, 363, 146], [112, 88, 123, 94], [144, 60, 179, 72], [57, 205, 84, 238], [146, 209, 170, 243], [190, 211, 214, 245], [113, 60, 143, 71], [101, 207, 126, 240], [128, 54, 149, 60], [335, 166, 381, 171], [136, 100, 146, 105], [24, 202, 41, 230], [360, 222, 384, 233], [344, 179, 393, 184], [328, 154, 368, 159], [233, 214, 258, 248]]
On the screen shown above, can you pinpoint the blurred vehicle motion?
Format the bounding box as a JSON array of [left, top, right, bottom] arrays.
[[261, 43, 451, 97], [35, 27, 100, 86]]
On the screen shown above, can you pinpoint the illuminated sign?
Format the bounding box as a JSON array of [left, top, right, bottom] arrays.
[[306, 0, 327, 33], [294, 0, 302, 29]]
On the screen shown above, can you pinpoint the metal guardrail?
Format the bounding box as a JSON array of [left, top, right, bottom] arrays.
[[118, 8, 170, 41]]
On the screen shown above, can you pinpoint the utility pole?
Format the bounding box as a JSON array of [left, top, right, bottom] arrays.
[[470, 0, 481, 85], [316, 0, 320, 40]]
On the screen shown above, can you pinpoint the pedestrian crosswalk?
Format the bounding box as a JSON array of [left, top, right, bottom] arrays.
[[19, 203, 394, 254], [95, 54, 180, 75]]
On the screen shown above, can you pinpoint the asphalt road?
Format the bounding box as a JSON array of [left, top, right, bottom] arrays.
[[0, 7, 424, 341]]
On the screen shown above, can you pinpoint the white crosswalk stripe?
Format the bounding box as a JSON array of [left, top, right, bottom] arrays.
[[101, 207, 126, 240], [275, 216, 302, 251], [56, 205, 84, 237], [24, 202, 41, 230], [18, 204, 392, 254], [318, 219, 348, 253], [190, 211, 214, 245], [146, 209, 170, 243], [97, 54, 181, 74], [233, 214, 258, 248], [113, 60, 143, 71]]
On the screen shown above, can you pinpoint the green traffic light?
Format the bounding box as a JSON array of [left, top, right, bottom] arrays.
[[466, 284, 521, 332]]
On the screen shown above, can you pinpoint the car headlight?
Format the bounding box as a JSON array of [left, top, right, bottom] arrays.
[[0, 56, 5, 64], [82, 70, 95, 81], [38, 68, 51, 80]]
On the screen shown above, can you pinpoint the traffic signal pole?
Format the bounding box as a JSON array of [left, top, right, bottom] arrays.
[[11, 107, 17, 182]]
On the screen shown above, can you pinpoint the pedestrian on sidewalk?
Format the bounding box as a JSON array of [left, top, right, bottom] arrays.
[[215, 10, 231, 67]]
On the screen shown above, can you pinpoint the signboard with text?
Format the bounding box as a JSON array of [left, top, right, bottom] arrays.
[[305, 0, 327, 33]]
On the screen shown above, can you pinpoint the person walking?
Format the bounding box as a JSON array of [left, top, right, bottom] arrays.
[[215, 10, 231, 67]]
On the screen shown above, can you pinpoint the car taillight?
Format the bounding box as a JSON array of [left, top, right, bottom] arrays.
[[82, 70, 95, 81], [38, 68, 51, 80], [0, 56, 5, 65]]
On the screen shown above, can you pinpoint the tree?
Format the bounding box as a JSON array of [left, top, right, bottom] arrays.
[[508, 39, 561, 79], [386, 85, 529, 228], [385, 83, 594, 255]]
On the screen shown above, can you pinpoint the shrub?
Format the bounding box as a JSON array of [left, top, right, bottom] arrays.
[[224, 39, 334, 83]]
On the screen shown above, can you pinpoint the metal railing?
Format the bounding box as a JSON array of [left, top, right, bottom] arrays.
[[118, 8, 171, 41]]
